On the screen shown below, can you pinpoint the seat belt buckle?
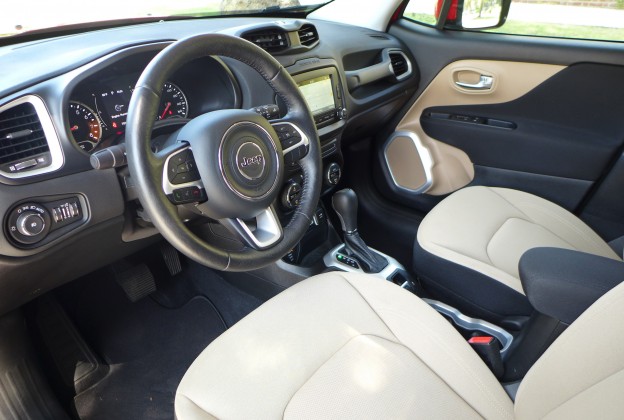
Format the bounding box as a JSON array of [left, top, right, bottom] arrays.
[[468, 336, 504, 379]]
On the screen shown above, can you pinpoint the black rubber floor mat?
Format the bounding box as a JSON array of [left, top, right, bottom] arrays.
[[70, 276, 225, 420]]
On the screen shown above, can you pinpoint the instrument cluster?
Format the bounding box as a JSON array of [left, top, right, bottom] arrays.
[[68, 79, 188, 154], [65, 52, 241, 155]]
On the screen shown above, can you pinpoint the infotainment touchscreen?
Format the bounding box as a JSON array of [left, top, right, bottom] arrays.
[[297, 75, 335, 116]]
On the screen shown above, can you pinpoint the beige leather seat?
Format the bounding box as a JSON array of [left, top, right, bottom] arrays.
[[175, 271, 624, 419], [414, 186, 621, 321]]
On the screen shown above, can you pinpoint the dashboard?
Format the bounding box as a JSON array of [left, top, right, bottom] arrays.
[[0, 17, 419, 315]]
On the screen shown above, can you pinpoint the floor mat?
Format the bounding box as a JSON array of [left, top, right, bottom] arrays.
[[153, 259, 264, 327], [67, 272, 226, 420]]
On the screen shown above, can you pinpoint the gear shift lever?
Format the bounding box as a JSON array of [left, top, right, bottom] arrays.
[[332, 189, 359, 234], [332, 189, 388, 273]]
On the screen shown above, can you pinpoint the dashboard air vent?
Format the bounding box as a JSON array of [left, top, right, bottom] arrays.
[[297, 24, 319, 47], [389, 51, 409, 77], [242, 29, 289, 53], [0, 96, 63, 178], [0, 102, 49, 165]]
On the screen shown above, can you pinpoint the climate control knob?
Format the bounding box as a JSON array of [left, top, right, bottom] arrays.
[[16, 212, 45, 237]]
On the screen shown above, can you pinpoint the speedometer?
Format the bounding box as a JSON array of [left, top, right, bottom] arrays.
[[68, 102, 102, 153], [157, 82, 188, 120]]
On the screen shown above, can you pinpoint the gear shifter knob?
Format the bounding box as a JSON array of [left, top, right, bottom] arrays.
[[332, 188, 358, 234]]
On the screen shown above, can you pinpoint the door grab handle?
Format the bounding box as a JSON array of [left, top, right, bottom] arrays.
[[455, 75, 493, 90]]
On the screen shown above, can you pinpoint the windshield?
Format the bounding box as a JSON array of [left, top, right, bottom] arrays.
[[1, 0, 330, 38]]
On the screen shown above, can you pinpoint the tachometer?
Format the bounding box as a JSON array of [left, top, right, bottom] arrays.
[[157, 82, 188, 120], [68, 102, 102, 153]]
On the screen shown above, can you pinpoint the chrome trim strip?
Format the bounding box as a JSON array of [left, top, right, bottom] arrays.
[[323, 244, 405, 281], [423, 298, 514, 358], [0, 95, 64, 179], [384, 131, 433, 195]]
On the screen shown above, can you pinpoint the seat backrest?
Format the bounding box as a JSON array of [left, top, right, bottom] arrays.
[[515, 280, 624, 419]]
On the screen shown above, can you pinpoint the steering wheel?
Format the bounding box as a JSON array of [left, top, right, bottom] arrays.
[[126, 34, 322, 271]]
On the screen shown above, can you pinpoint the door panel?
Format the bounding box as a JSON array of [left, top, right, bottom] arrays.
[[376, 21, 624, 238], [421, 64, 624, 182], [389, 59, 565, 196]]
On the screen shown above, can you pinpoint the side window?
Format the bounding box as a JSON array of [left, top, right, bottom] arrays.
[[404, 0, 440, 26], [491, 0, 624, 41], [404, 0, 624, 42]]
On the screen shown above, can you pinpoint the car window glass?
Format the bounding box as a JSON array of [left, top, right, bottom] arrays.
[[404, 0, 439, 26], [404, 0, 624, 42], [489, 0, 624, 41]]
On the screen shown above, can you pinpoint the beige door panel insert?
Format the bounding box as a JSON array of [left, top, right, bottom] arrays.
[[387, 60, 565, 196]]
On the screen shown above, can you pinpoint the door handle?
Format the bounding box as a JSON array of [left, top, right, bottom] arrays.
[[455, 75, 493, 90]]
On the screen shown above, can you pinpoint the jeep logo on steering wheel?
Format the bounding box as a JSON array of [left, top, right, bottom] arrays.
[[240, 154, 263, 168], [236, 142, 266, 180]]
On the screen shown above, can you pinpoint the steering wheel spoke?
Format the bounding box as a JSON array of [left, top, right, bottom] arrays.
[[270, 119, 310, 166], [158, 142, 208, 206], [219, 206, 283, 250]]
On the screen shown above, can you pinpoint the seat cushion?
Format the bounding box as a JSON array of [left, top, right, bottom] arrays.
[[415, 186, 620, 320], [175, 272, 514, 420]]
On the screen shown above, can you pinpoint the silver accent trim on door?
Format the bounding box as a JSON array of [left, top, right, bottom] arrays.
[[384, 131, 433, 194], [455, 75, 494, 90]]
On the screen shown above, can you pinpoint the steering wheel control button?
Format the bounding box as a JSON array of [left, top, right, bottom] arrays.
[[284, 145, 309, 166], [168, 149, 200, 185], [170, 187, 207, 205], [236, 142, 266, 180], [275, 124, 302, 150]]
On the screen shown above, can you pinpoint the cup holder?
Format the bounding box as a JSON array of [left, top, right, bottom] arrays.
[[423, 298, 514, 359]]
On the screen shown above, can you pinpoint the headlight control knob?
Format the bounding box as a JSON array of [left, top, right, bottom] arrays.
[[7, 202, 51, 245], [16, 212, 45, 236]]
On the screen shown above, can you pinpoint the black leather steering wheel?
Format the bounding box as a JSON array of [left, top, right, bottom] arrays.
[[126, 34, 321, 271]]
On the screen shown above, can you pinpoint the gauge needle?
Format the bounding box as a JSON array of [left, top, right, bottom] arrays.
[[160, 102, 172, 120], [70, 125, 79, 131]]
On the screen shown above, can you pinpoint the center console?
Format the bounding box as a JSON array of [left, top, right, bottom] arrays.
[[273, 61, 348, 266]]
